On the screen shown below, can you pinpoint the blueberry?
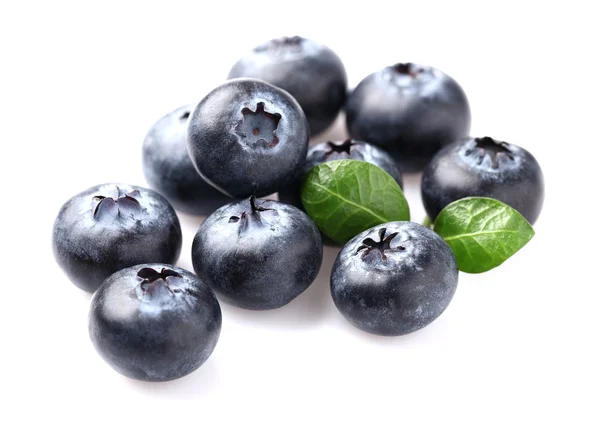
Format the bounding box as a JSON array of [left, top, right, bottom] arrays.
[[278, 138, 403, 209], [89, 264, 221, 381], [345, 62, 471, 172], [142, 104, 232, 215], [53, 184, 182, 293], [421, 136, 545, 224], [191, 196, 323, 310], [228, 36, 347, 136], [331, 222, 458, 336], [187, 78, 309, 198]]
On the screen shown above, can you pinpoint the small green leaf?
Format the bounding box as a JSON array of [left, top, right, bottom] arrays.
[[300, 160, 410, 244], [433, 197, 535, 273]]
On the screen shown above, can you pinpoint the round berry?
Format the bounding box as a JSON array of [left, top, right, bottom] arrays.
[[421, 136, 545, 224], [89, 264, 221, 382], [142, 104, 232, 215], [187, 78, 309, 198], [53, 184, 182, 293], [192, 196, 322, 310], [331, 222, 458, 336], [346, 62, 470, 172], [228, 36, 347, 136]]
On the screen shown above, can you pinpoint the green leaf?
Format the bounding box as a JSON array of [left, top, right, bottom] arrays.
[[300, 160, 410, 244], [433, 197, 535, 273]]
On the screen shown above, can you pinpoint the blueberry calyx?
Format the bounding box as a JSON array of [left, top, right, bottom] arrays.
[[234, 102, 282, 148], [325, 139, 356, 155], [273, 36, 303, 45], [257, 36, 304, 53], [137, 267, 182, 296], [93, 187, 142, 220], [228, 196, 278, 233], [387, 63, 432, 89], [465, 136, 515, 168], [355, 227, 407, 262], [393, 62, 422, 78]]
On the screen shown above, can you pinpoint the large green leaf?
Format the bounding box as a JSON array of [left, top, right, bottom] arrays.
[[433, 197, 535, 273], [300, 160, 410, 244]]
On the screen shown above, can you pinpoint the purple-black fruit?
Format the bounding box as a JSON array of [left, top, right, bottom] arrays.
[[421, 136, 545, 224], [331, 222, 458, 336], [228, 36, 347, 136], [192, 196, 322, 310], [53, 184, 182, 293], [142, 104, 232, 215], [346, 62, 470, 172], [89, 264, 221, 382], [187, 78, 309, 198]]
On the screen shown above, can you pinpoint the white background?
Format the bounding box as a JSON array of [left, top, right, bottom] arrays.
[[2, 1, 599, 429]]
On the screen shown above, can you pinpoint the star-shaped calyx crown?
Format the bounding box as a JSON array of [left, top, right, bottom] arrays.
[[255, 36, 304, 54], [325, 139, 356, 156], [92, 187, 142, 221], [465, 136, 515, 168], [233, 102, 282, 148], [356, 227, 408, 262], [137, 267, 183, 296], [227, 196, 279, 235]]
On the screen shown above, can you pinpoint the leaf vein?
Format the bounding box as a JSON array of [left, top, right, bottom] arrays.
[[309, 182, 388, 223], [443, 229, 525, 241]]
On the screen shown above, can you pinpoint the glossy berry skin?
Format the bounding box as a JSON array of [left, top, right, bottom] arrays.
[[192, 197, 323, 310], [346, 63, 471, 172], [278, 138, 403, 209], [228, 36, 347, 136], [188, 78, 309, 198], [53, 184, 182, 293], [331, 222, 458, 336], [89, 264, 221, 382], [142, 104, 232, 215], [421, 136, 545, 224]]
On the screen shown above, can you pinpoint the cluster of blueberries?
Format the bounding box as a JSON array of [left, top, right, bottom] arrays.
[[53, 36, 544, 382]]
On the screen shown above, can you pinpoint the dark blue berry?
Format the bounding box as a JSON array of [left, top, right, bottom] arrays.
[[187, 79, 309, 198], [142, 104, 232, 215], [53, 184, 182, 293], [421, 136, 545, 224], [192, 196, 322, 310], [331, 222, 458, 336], [89, 264, 221, 381], [228, 36, 347, 136], [346, 63, 471, 172]]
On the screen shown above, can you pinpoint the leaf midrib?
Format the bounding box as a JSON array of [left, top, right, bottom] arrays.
[[441, 229, 529, 242], [311, 182, 388, 223]]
